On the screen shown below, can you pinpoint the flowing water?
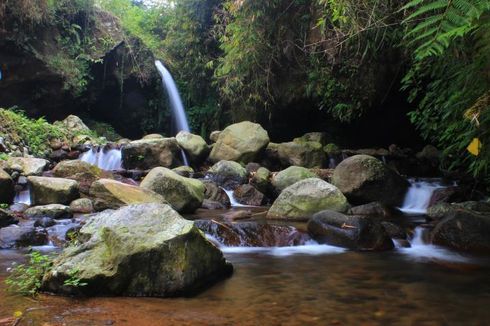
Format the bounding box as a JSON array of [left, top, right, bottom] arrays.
[[399, 178, 453, 215], [13, 189, 31, 205], [79, 147, 122, 171]]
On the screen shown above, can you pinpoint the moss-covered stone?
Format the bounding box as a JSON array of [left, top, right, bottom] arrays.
[[176, 131, 209, 163], [207, 160, 247, 189], [272, 166, 317, 193], [121, 138, 182, 170], [277, 141, 325, 168]]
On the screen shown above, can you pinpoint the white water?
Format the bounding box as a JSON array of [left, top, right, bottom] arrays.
[[13, 189, 31, 205], [79, 147, 122, 171], [399, 178, 451, 215], [399, 227, 470, 263], [222, 188, 256, 208]]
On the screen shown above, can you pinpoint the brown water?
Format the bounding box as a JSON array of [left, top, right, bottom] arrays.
[[1, 246, 490, 326]]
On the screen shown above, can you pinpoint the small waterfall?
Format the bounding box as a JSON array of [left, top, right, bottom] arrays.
[[222, 188, 255, 207], [13, 189, 31, 205], [79, 147, 122, 171], [399, 178, 451, 214]]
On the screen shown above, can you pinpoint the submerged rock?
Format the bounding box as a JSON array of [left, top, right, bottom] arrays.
[[267, 178, 349, 221], [208, 160, 247, 189], [140, 167, 205, 213], [6, 157, 49, 176], [121, 138, 182, 170], [331, 155, 408, 206], [89, 179, 167, 210], [307, 210, 394, 251], [271, 166, 317, 194], [42, 203, 232, 297], [176, 131, 209, 163], [0, 168, 14, 204], [209, 121, 269, 164], [28, 176, 80, 205], [25, 204, 73, 219]]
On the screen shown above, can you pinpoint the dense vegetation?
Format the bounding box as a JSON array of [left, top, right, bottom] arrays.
[[1, 0, 489, 185]]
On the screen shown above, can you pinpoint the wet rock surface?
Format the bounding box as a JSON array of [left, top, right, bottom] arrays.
[[28, 176, 80, 205]]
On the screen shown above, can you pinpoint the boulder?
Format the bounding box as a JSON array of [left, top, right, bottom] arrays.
[[172, 166, 194, 177], [250, 167, 271, 194], [142, 134, 164, 140], [209, 131, 221, 143], [307, 210, 394, 251], [6, 157, 49, 176], [428, 201, 490, 221], [58, 115, 91, 133], [207, 160, 247, 189], [70, 198, 94, 214], [53, 160, 107, 194], [209, 121, 269, 164], [0, 209, 17, 228], [416, 145, 440, 165], [233, 184, 265, 206], [28, 176, 80, 205], [41, 203, 232, 296], [431, 209, 490, 253], [347, 202, 396, 219], [266, 178, 349, 221], [0, 168, 14, 204], [381, 221, 406, 240], [140, 167, 205, 213], [277, 141, 325, 168], [203, 181, 230, 208], [331, 155, 409, 206], [176, 131, 209, 163], [271, 166, 317, 193], [25, 204, 73, 219], [121, 138, 182, 170], [89, 179, 167, 210], [0, 225, 48, 249]]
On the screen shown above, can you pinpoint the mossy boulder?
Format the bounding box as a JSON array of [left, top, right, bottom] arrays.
[[140, 167, 205, 213], [41, 203, 233, 297], [176, 131, 209, 163], [250, 167, 271, 194], [121, 138, 182, 170], [58, 115, 91, 133], [277, 141, 325, 168], [89, 179, 167, 210], [331, 155, 409, 206], [53, 160, 107, 194], [70, 198, 94, 214], [0, 168, 14, 204], [209, 121, 269, 164], [6, 157, 49, 176], [271, 166, 317, 193], [28, 176, 80, 205], [266, 178, 349, 221], [207, 160, 248, 189], [25, 204, 73, 219]]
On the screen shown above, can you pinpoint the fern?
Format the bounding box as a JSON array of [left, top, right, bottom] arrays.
[[402, 0, 490, 60]]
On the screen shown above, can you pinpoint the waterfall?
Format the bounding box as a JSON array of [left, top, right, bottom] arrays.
[[399, 178, 452, 215], [14, 189, 31, 205], [79, 147, 122, 171], [155, 60, 190, 166]]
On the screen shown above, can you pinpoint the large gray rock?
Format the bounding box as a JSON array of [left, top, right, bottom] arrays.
[[208, 160, 248, 189], [25, 204, 73, 219], [267, 178, 349, 221], [209, 121, 269, 164], [140, 167, 205, 213], [277, 141, 325, 168], [272, 166, 317, 193], [41, 203, 233, 296], [0, 168, 14, 204], [176, 131, 209, 163], [6, 157, 49, 176], [331, 155, 409, 206], [121, 138, 182, 170], [307, 210, 394, 251], [28, 176, 80, 205], [89, 179, 167, 210]]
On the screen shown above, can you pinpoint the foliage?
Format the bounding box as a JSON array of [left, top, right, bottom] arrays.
[[63, 268, 88, 287], [0, 153, 9, 161], [5, 251, 52, 296], [0, 203, 9, 209], [85, 119, 122, 141]]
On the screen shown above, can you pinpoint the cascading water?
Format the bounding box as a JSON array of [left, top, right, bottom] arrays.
[[13, 189, 31, 205], [399, 178, 453, 214], [222, 188, 255, 208], [79, 147, 122, 171], [155, 60, 190, 166]]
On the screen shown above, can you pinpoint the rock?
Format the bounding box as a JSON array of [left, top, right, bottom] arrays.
[[348, 202, 396, 219], [271, 166, 317, 193], [203, 181, 230, 208], [431, 209, 490, 253], [53, 160, 106, 194], [416, 145, 440, 165], [59, 115, 91, 133], [266, 178, 349, 221], [0, 209, 17, 228], [0, 225, 48, 249], [176, 131, 209, 163], [428, 201, 490, 221], [142, 133, 164, 140], [250, 167, 271, 194], [202, 199, 227, 210], [233, 184, 265, 206], [221, 210, 253, 221], [41, 203, 233, 296], [28, 176, 80, 205], [140, 167, 205, 213], [207, 160, 247, 189], [49, 149, 69, 162], [0, 168, 14, 204], [25, 204, 73, 219], [245, 162, 262, 175], [323, 143, 341, 156], [6, 157, 49, 176], [209, 121, 269, 163], [277, 141, 325, 168], [209, 131, 221, 143], [172, 166, 194, 177], [307, 210, 394, 251], [381, 221, 406, 239], [70, 198, 94, 214], [34, 217, 56, 228], [89, 179, 167, 210], [331, 155, 409, 206], [121, 138, 182, 170], [293, 132, 327, 145]]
